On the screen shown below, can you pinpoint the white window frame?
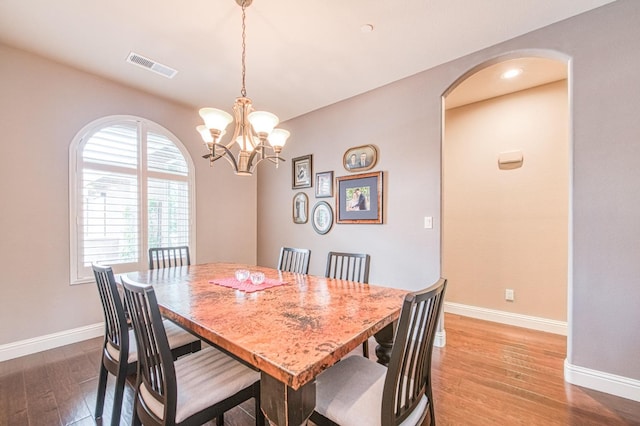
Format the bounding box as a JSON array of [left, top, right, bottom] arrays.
[[69, 115, 196, 284]]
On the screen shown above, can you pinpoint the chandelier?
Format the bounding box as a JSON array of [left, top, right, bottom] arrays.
[[196, 0, 290, 176]]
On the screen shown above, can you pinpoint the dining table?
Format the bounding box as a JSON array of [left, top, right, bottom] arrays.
[[124, 262, 408, 426]]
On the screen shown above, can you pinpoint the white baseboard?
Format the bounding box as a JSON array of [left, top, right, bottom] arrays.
[[0, 322, 104, 362], [444, 302, 568, 335], [565, 360, 640, 402]]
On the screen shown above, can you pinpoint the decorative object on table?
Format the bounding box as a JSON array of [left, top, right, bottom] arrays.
[[195, 0, 290, 176], [293, 192, 309, 224], [311, 201, 333, 235], [250, 271, 265, 285], [210, 275, 287, 293], [235, 269, 250, 282], [336, 171, 383, 224], [292, 154, 312, 189], [343, 145, 378, 172], [315, 171, 334, 198]]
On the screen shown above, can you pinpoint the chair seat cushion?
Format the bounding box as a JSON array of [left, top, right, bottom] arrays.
[[315, 356, 427, 426], [163, 319, 200, 353], [173, 347, 260, 423], [107, 319, 199, 364]]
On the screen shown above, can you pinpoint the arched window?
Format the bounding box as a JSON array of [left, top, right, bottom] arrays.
[[69, 116, 195, 284]]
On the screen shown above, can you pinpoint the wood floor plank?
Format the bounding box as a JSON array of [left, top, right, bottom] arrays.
[[0, 368, 28, 425], [1, 313, 639, 425], [43, 348, 93, 425], [23, 354, 62, 426]]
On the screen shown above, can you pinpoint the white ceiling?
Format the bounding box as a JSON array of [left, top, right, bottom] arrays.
[[0, 0, 614, 121]]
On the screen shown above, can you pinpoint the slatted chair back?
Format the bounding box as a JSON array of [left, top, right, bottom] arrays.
[[278, 247, 311, 274], [325, 251, 372, 357], [382, 278, 447, 426], [121, 276, 178, 424], [93, 263, 129, 368], [92, 263, 134, 424], [148, 246, 190, 270], [325, 251, 370, 283]]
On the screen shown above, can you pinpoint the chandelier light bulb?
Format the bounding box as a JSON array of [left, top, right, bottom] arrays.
[[268, 128, 290, 148], [196, 125, 214, 143], [236, 135, 256, 152], [196, 0, 290, 175], [248, 111, 279, 135], [199, 108, 233, 132]]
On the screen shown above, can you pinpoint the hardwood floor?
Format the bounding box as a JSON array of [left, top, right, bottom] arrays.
[[1, 314, 638, 425]]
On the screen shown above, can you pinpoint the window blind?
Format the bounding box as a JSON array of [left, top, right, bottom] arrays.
[[71, 117, 193, 283]]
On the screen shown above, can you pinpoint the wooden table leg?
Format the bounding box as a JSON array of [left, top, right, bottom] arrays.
[[374, 321, 396, 366], [260, 372, 316, 426]]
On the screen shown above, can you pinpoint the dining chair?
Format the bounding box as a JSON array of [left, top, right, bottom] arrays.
[[121, 275, 265, 426], [277, 246, 311, 274], [148, 246, 191, 270], [310, 278, 447, 426], [92, 263, 202, 426], [325, 251, 371, 356]]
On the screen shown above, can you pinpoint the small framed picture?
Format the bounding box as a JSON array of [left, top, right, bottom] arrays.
[[336, 171, 383, 224], [315, 171, 334, 198], [343, 145, 378, 172], [292, 155, 312, 189], [311, 201, 333, 235], [292, 192, 309, 224]]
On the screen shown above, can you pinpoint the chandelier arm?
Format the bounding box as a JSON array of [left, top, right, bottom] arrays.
[[208, 143, 241, 173], [250, 155, 286, 169], [198, 0, 289, 175]]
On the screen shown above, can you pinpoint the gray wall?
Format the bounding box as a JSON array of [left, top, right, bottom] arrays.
[[0, 44, 257, 345], [257, 0, 640, 382]]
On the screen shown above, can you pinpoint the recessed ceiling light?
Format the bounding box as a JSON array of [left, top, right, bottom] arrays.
[[501, 68, 523, 79], [360, 24, 374, 33]]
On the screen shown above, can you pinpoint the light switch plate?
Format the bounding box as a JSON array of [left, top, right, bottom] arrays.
[[424, 216, 433, 229]]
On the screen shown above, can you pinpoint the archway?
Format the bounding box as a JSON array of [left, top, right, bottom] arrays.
[[441, 52, 571, 338]]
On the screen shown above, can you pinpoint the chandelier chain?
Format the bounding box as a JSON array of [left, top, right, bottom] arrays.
[[240, 0, 247, 97]]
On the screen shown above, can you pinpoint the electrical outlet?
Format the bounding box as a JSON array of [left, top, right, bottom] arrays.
[[505, 289, 515, 301]]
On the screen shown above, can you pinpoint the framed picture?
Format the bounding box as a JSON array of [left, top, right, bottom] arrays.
[[315, 171, 334, 198], [336, 171, 383, 224], [343, 145, 378, 172], [311, 201, 333, 235], [292, 155, 312, 189], [292, 192, 309, 224]]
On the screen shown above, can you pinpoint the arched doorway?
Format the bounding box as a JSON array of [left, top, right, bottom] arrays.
[[441, 53, 571, 336]]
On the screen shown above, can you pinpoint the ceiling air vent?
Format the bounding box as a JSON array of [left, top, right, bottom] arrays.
[[126, 52, 178, 79]]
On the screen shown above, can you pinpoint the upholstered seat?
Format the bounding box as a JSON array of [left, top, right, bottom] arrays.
[[170, 347, 259, 423], [314, 356, 428, 426], [105, 320, 198, 364], [311, 278, 447, 426], [92, 263, 201, 426], [122, 275, 264, 426]]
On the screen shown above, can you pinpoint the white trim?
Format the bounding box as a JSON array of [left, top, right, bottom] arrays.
[[69, 115, 196, 284], [0, 322, 104, 362], [565, 359, 640, 402], [444, 302, 567, 335]]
